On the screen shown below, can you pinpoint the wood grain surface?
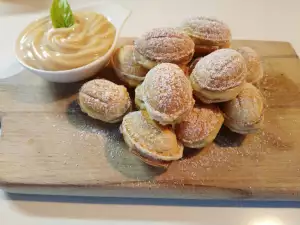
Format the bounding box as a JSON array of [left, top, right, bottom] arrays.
[[0, 38, 300, 200]]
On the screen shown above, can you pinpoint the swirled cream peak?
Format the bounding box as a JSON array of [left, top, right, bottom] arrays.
[[16, 12, 116, 71]]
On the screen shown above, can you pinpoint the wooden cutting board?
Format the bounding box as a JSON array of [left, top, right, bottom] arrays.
[[1, 38, 300, 200]]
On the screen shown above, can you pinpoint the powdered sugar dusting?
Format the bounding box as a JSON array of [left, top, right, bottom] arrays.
[[143, 63, 194, 116], [181, 16, 231, 43], [221, 83, 265, 126], [122, 111, 183, 159], [114, 45, 148, 77], [236, 46, 264, 83], [79, 79, 131, 122], [173, 128, 283, 182], [134, 27, 194, 63], [175, 104, 223, 143], [191, 49, 247, 91]]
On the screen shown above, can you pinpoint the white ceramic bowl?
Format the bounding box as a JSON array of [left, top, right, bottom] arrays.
[[15, 2, 131, 83]]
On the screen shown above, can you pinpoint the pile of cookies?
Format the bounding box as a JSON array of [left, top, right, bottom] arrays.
[[78, 16, 265, 168]]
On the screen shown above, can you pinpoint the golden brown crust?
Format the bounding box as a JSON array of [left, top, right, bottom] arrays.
[[130, 148, 171, 168], [120, 111, 184, 165], [236, 46, 264, 83], [220, 83, 265, 134], [194, 45, 220, 56], [181, 16, 231, 47], [143, 63, 195, 124], [134, 28, 195, 65], [191, 82, 245, 104], [194, 42, 231, 56], [178, 64, 190, 76], [223, 114, 264, 134], [111, 45, 148, 87], [189, 57, 202, 74], [175, 104, 224, 148], [78, 79, 131, 123], [190, 49, 247, 92]]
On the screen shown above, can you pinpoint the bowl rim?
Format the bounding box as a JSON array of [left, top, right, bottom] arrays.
[[14, 4, 129, 75]]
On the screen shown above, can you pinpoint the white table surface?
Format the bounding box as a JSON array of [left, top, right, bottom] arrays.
[[1, 0, 300, 224]]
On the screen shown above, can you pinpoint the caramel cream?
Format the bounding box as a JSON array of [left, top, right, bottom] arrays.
[[16, 12, 116, 71]]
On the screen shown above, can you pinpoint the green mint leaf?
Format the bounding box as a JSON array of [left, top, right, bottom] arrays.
[[50, 0, 74, 28]]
